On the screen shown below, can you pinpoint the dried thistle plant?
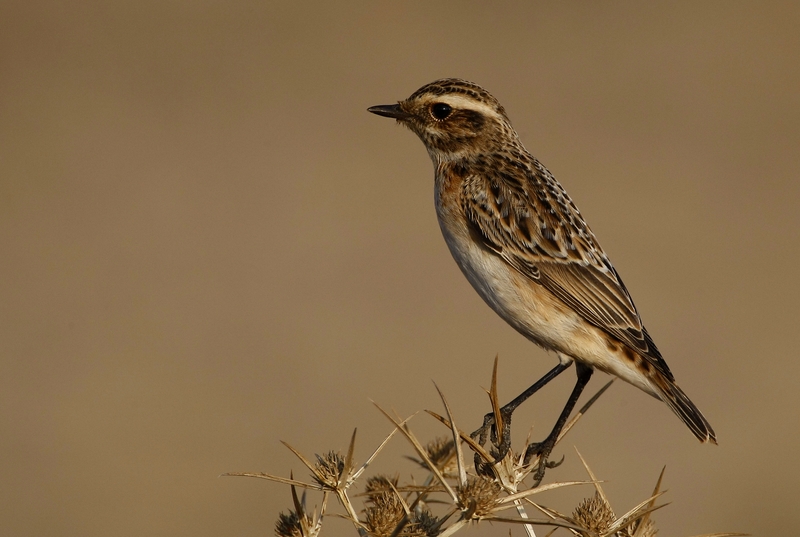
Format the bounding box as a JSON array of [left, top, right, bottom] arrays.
[[226, 358, 745, 537], [273, 484, 324, 537], [571, 493, 616, 535]]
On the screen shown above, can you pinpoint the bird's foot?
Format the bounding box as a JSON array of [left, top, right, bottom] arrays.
[[523, 437, 564, 486], [470, 408, 514, 473]]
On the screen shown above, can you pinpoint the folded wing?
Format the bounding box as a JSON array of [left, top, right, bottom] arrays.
[[461, 166, 673, 381]]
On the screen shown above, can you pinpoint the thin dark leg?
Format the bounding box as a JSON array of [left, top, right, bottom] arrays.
[[502, 361, 574, 415], [471, 361, 573, 464], [524, 362, 594, 485]]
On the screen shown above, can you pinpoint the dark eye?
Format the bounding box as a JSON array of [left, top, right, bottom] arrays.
[[430, 103, 452, 120]]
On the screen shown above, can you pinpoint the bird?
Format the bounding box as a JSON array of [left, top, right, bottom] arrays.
[[367, 79, 716, 477]]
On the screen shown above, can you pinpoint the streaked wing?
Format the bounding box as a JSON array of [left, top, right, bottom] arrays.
[[461, 164, 673, 379]]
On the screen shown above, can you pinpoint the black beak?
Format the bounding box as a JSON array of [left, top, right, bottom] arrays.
[[367, 104, 409, 120]]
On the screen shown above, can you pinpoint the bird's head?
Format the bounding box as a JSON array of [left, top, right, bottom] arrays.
[[368, 78, 517, 162]]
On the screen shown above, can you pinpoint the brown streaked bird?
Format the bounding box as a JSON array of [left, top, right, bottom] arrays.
[[368, 78, 716, 480]]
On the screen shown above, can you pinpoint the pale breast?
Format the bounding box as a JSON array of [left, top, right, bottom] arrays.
[[435, 185, 577, 349]]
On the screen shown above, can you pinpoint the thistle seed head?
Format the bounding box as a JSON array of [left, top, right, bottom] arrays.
[[456, 475, 502, 520], [424, 437, 456, 473], [274, 510, 305, 537], [364, 475, 399, 499], [364, 489, 405, 537], [572, 492, 616, 534], [312, 451, 345, 488]]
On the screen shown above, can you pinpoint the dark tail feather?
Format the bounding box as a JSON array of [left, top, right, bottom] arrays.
[[652, 374, 717, 444]]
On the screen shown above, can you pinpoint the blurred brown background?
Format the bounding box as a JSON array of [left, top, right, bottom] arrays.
[[1, 1, 798, 535]]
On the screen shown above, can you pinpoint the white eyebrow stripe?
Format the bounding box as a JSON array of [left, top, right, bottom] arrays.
[[433, 94, 503, 121]]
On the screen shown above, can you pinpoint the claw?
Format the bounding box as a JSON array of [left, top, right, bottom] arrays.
[[470, 408, 514, 471], [474, 452, 497, 478], [523, 438, 562, 486], [546, 454, 565, 469]]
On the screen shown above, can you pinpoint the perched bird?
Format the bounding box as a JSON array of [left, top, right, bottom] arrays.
[[368, 79, 716, 476]]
